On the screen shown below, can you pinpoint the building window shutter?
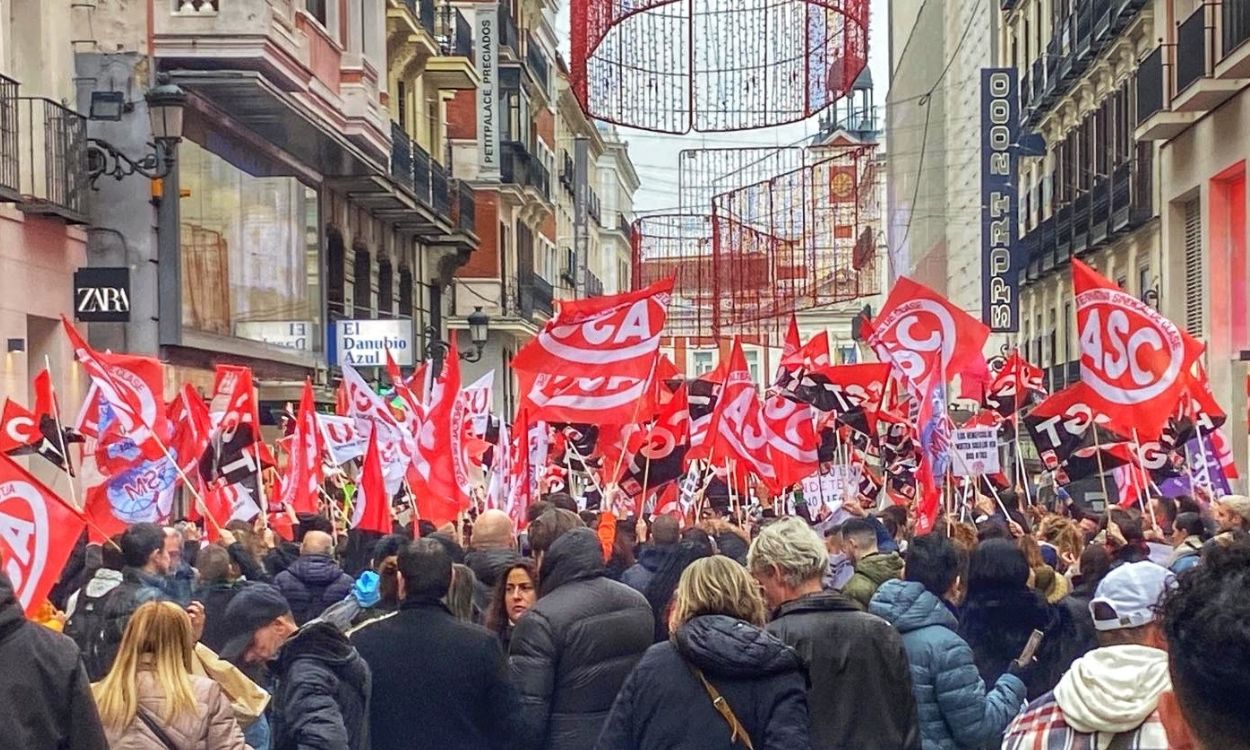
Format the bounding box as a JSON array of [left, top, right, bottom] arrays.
[[1184, 198, 1204, 335]]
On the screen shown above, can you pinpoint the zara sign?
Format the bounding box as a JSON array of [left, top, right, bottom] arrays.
[[73, 267, 131, 322]]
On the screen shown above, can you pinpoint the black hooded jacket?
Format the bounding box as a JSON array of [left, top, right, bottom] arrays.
[[766, 590, 921, 750], [270, 620, 372, 750], [0, 571, 108, 750], [509, 528, 654, 750], [595, 614, 811, 750], [273, 554, 355, 626], [958, 584, 1078, 700], [464, 547, 520, 618]]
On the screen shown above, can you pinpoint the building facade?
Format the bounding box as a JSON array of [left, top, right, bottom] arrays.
[[0, 0, 93, 491], [1004, 0, 1157, 396], [73, 0, 478, 402], [1135, 0, 1250, 484]]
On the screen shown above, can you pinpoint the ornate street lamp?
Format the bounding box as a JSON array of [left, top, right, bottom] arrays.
[[426, 306, 490, 364], [86, 77, 188, 186]]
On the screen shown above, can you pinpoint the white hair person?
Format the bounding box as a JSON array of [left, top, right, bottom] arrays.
[[747, 517, 829, 589]]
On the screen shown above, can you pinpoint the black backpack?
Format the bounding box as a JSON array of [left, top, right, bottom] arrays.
[[64, 579, 128, 681]]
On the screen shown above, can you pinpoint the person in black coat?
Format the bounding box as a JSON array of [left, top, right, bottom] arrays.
[[272, 530, 355, 625], [219, 582, 372, 750], [0, 569, 109, 750], [747, 517, 920, 750], [192, 543, 248, 654], [957, 539, 1077, 701], [509, 512, 654, 750], [596, 556, 810, 750], [351, 538, 519, 750]]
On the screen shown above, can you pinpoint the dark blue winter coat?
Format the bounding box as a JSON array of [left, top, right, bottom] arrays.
[[595, 614, 811, 750], [273, 554, 355, 626], [869, 580, 1026, 750]]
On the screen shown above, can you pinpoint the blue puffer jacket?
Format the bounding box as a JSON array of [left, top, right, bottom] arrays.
[[869, 580, 1026, 750]]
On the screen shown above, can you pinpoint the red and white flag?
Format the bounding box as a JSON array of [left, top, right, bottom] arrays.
[[352, 430, 392, 535], [316, 414, 368, 465], [0, 400, 41, 455], [701, 339, 776, 488], [761, 394, 820, 490], [512, 277, 673, 381], [166, 384, 212, 491], [342, 363, 415, 496], [63, 317, 166, 455], [201, 480, 262, 542], [1073, 259, 1202, 439], [279, 380, 324, 515], [208, 365, 275, 469], [0, 453, 85, 614], [408, 339, 463, 527]]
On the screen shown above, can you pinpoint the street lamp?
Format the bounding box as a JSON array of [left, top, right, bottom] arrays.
[[86, 77, 188, 187], [426, 307, 490, 364]]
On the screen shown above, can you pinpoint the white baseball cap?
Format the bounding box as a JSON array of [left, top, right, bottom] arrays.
[[1090, 561, 1176, 632]]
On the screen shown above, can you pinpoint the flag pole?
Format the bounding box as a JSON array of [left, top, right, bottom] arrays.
[[1192, 420, 1218, 491], [1129, 428, 1154, 522], [1091, 425, 1111, 507], [42, 355, 80, 511], [608, 353, 662, 490]]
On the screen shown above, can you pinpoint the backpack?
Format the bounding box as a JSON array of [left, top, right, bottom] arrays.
[[65, 576, 130, 681]]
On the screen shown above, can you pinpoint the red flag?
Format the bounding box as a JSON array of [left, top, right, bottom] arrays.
[[279, 380, 324, 515], [201, 480, 262, 542], [699, 339, 777, 489], [408, 341, 462, 527], [1073, 259, 1202, 439], [512, 278, 673, 380], [782, 316, 801, 360], [761, 394, 820, 490], [0, 453, 86, 614], [505, 410, 533, 530], [868, 277, 989, 428], [342, 363, 416, 496], [783, 331, 832, 369], [0, 400, 41, 454], [32, 369, 55, 422], [353, 430, 392, 534], [208, 365, 276, 468], [62, 317, 166, 455], [518, 371, 659, 425], [957, 353, 993, 402]]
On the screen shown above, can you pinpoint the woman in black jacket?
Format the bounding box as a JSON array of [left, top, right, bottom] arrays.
[[596, 556, 811, 750], [484, 559, 538, 652], [957, 539, 1077, 701]]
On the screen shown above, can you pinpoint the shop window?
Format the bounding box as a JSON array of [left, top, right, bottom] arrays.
[[178, 136, 321, 352]]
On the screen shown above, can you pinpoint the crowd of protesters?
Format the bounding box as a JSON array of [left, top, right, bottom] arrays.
[[2, 483, 1250, 750]]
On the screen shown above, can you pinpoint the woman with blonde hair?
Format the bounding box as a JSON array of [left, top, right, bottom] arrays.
[[596, 556, 811, 750], [93, 601, 247, 749]]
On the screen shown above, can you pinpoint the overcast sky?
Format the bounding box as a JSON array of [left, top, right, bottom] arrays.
[[555, 0, 891, 213]]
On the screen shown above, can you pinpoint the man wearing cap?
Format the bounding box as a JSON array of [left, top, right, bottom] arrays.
[[218, 583, 371, 750], [1002, 561, 1176, 749]]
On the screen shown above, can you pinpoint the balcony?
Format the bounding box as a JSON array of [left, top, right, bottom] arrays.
[[518, 271, 554, 318], [525, 34, 551, 94], [1090, 176, 1110, 245], [559, 150, 574, 194], [432, 160, 450, 218], [16, 97, 88, 224], [1055, 204, 1072, 261], [451, 179, 476, 235], [1135, 46, 1198, 140], [588, 189, 602, 224], [498, 0, 519, 55], [585, 270, 605, 298], [501, 140, 551, 202], [1045, 360, 1082, 392], [0, 75, 19, 203], [1072, 192, 1090, 254], [425, 3, 480, 91], [1220, 0, 1250, 77], [156, 0, 389, 172], [389, 0, 439, 59]]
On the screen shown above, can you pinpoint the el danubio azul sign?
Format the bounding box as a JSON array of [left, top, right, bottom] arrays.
[[334, 320, 414, 366]]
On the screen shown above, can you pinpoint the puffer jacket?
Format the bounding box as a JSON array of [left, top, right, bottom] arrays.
[[270, 621, 371, 750], [766, 590, 921, 750], [842, 551, 905, 610], [272, 554, 354, 626], [509, 528, 654, 750], [464, 547, 520, 617], [619, 545, 672, 593], [869, 580, 1026, 750], [596, 614, 811, 750], [102, 671, 246, 750], [0, 571, 108, 750]]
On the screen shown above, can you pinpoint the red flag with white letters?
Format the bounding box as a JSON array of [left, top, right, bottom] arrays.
[[352, 430, 392, 535], [0, 452, 85, 614], [0, 400, 41, 455], [512, 278, 673, 381], [1073, 260, 1202, 439]]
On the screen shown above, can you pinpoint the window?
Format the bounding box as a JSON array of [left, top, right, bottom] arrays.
[[179, 134, 321, 351], [306, 0, 327, 25], [744, 349, 761, 384], [377, 258, 394, 318], [399, 266, 413, 317], [353, 246, 372, 317], [1184, 198, 1204, 333], [1063, 301, 1073, 363], [839, 345, 858, 364], [692, 350, 715, 376]]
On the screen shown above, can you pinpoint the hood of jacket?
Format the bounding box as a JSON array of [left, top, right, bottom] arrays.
[[539, 527, 606, 597], [276, 620, 359, 672], [84, 568, 124, 598], [636, 544, 673, 574], [286, 554, 348, 586], [1054, 645, 1171, 739], [675, 614, 804, 679], [868, 579, 957, 633], [960, 584, 1058, 633], [464, 547, 520, 588], [772, 589, 862, 620], [0, 571, 23, 643], [855, 551, 904, 585]]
